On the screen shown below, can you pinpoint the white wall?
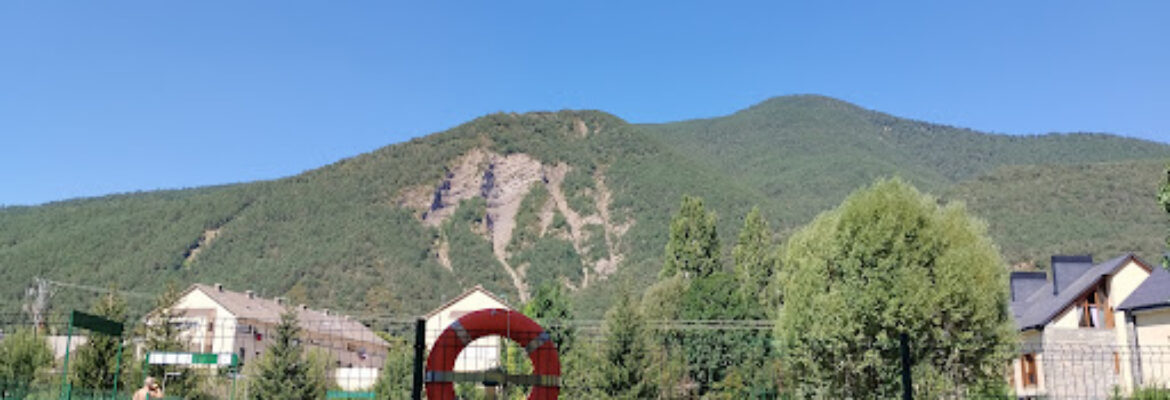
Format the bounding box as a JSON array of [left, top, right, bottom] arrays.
[[1134, 308, 1170, 387], [425, 290, 510, 372]]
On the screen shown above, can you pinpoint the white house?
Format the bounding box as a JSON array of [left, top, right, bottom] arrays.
[[424, 285, 513, 372], [1008, 254, 1156, 399], [157, 283, 389, 390]]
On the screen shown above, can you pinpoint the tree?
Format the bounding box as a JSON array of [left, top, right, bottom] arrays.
[[141, 282, 203, 397], [732, 206, 777, 307], [0, 328, 54, 390], [661, 196, 721, 279], [70, 291, 133, 393], [521, 283, 575, 356], [248, 311, 327, 400], [675, 272, 770, 395], [599, 288, 652, 399], [373, 336, 413, 400], [776, 178, 1015, 398]]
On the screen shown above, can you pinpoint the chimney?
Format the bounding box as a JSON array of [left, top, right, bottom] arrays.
[[245, 290, 255, 299], [322, 309, 330, 316], [1009, 271, 1047, 302], [298, 304, 308, 311], [214, 283, 224, 292], [275, 297, 285, 306], [1051, 255, 1094, 295]]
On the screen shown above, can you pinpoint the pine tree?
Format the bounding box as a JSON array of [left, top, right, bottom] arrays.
[[0, 328, 54, 390], [777, 178, 1015, 398], [248, 311, 326, 400], [661, 196, 721, 279], [70, 291, 131, 393], [600, 288, 651, 399]]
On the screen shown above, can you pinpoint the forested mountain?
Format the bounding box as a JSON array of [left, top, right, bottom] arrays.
[[2, 96, 1167, 319]]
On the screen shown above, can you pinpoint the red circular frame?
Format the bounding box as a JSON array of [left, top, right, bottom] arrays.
[[425, 308, 561, 399]]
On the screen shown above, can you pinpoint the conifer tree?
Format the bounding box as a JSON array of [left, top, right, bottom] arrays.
[[0, 328, 54, 390], [600, 289, 651, 399], [522, 283, 575, 355], [249, 311, 326, 400], [70, 291, 131, 393], [373, 337, 413, 400]]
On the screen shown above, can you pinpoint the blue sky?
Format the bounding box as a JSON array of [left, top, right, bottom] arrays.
[[2, 1, 1168, 206]]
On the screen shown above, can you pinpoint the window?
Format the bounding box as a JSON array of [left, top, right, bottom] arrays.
[[1021, 354, 1038, 387], [1077, 282, 1114, 329]]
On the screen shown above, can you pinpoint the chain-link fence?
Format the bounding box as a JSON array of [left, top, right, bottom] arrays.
[[4, 312, 1170, 399]]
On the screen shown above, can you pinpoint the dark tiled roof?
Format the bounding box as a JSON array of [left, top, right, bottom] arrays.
[[1012, 254, 1141, 331], [1118, 267, 1170, 312]]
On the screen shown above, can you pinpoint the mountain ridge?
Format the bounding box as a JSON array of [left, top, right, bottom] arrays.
[[2, 95, 1166, 319]]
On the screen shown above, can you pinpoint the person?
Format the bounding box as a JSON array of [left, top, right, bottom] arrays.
[[133, 376, 164, 400]]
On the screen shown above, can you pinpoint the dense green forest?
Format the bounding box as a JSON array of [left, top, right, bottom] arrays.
[[1, 95, 1167, 319]]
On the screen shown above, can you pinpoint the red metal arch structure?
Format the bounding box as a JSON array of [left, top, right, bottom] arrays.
[[425, 308, 561, 399]]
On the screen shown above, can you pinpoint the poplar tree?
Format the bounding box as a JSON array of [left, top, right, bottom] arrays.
[[661, 195, 721, 279], [777, 178, 1014, 398], [732, 206, 777, 307]]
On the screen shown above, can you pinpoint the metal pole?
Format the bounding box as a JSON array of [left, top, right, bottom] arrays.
[[111, 338, 124, 399], [229, 366, 238, 400], [60, 313, 74, 400], [412, 318, 425, 400], [900, 333, 912, 400]]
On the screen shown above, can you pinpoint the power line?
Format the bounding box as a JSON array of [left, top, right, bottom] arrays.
[[38, 277, 156, 300]]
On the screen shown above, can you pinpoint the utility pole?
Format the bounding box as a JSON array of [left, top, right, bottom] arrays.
[[22, 277, 53, 330]]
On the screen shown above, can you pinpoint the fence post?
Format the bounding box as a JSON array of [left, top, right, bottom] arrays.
[[412, 318, 425, 400], [900, 333, 912, 400]]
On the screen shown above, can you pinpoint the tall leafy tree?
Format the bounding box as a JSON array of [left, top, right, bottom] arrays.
[[732, 206, 777, 307], [70, 291, 133, 393], [776, 178, 1015, 398], [248, 311, 327, 400], [0, 328, 54, 390], [661, 195, 721, 279]]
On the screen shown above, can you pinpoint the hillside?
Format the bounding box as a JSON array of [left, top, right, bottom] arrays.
[[1, 96, 1167, 319], [641, 95, 1170, 225]]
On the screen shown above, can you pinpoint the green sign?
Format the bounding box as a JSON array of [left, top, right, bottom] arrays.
[[147, 352, 239, 366], [326, 391, 376, 399], [70, 310, 123, 336]]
